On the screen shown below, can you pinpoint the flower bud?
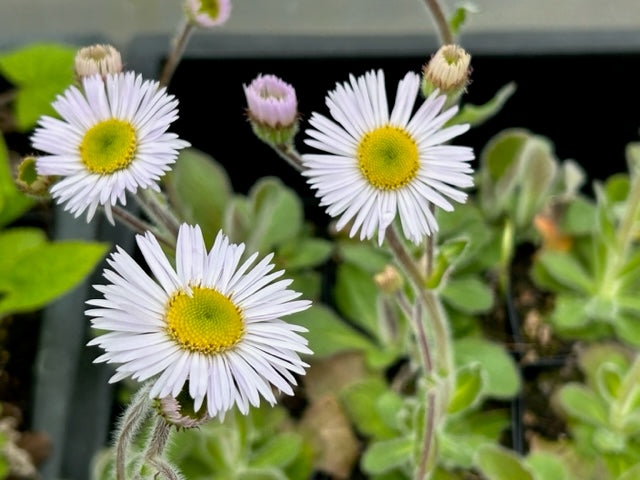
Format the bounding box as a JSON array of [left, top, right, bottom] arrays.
[[374, 265, 404, 294], [184, 0, 231, 29], [244, 74, 299, 145], [74, 44, 122, 80], [155, 393, 210, 429], [15, 156, 52, 198], [421, 44, 471, 106]]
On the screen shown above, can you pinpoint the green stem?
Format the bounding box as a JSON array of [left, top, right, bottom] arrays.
[[423, 0, 454, 45], [115, 383, 152, 480], [111, 206, 175, 249], [136, 189, 181, 239], [416, 392, 437, 480], [159, 20, 194, 87], [274, 143, 305, 172]]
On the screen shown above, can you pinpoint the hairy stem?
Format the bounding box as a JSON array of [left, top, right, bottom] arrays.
[[416, 392, 437, 480], [136, 189, 181, 239], [159, 21, 194, 87], [274, 143, 305, 172], [423, 0, 454, 45], [115, 383, 152, 480], [111, 206, 175, 249]]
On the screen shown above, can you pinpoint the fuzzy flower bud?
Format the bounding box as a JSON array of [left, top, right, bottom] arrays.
[[374, 265, 404, 294], [421, 44, 471, 106], [184, 0, 231, 29], [244, 74, 299, 145], [74, 44, 122, 80], [155, 394, 210, 429]]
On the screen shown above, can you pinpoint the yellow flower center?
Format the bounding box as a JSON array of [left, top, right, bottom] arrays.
[[165, 286, 244, 354], [80, 119, 137, 174], [198, 0, 220, 18], [358, 126, 419, 190]]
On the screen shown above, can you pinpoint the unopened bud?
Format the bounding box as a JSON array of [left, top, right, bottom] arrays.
[[184, 0, 231, 29], [374, 265, 404, 294], [421, 44, 471, 106], [244, 74, 299, 145], [155, 393, 210, 429], [16, 156, 52, 198], [75, 44, 122, 79]]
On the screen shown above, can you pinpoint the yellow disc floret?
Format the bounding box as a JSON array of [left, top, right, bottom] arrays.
[[80, 119, 136, 174], [198, 0, 220, 17], [358, 126, 419, 190], [166, 286, 244, 354]]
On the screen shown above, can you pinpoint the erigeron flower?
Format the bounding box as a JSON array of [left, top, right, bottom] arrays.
[[421, 44, 471, 105], [185, 0, 231, 28], [31, 72, 189, 223], [244, 74, 299, 145], [87, 224, 312, 420], [303, 69, 474, 245]]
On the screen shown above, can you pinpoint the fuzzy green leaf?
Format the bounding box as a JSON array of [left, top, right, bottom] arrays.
[[441, 275, 493, 314], [549, 294, 590, 331], [0, 241, 107, 314], [288, 305, 375, 358], [448, 363, 484, 414], [557, 383, 608, 426], [340, 377, 398, 440], [560, 196, 596, 235], [537, 251, 593, 294], [334, 263, 379, 336], [454, 337, 520, 399], [525, 452, 568, 480], [596, 363, 623, 401], [452, 82, 516, 128], [474, 444, 535, 480], [278, 238, 333, 270], [337, 241, 391, 274], [0, 43, 75, 131], [361, 436, 413, 475], [614, 315, 640, 346], [250, 433, 302, 469], [164, 149, 231, 246]]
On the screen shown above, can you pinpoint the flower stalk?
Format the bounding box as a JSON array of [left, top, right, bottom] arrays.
[[159, 20, 194, 87]]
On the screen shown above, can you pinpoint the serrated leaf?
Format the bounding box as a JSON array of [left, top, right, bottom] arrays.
[[340, 377, 398, 440], [441, 275, 493, 314], [0, 43, 75, 131], [557, 383, 608, 426], [454, 337, 520, 399], [164, 148, 231, 246], [448, 362, 484, 414], [288, 305, 375, 358], [452, 82, 516, 128], [334, 263, 379, 336], [474, 444, 535, 480], [250, 432, 302, 469], [0, 241, 107, 314], [536, 251, 593, 294], [361, 436, 413, 475]]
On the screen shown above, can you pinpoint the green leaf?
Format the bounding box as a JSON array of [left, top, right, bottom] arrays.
[[237, 468, 288, 480], [164, 148, 231, 246], [0, 227, 46, 272], [426, 237, 469, 288], [560, 196, 596, 235], [626, 142, 640, 174], [340, 377, 398, 440], [525, 452, 569, 480], [334, 263, 379, 336], [247, 178, 303, 254], [448, 362, 484, 414], [361, 436, 413, 475], [474, 444, 535, 480], [452, 82, 516, 128], [618, 463, 640, 480], [454, 337, 520, 399], [557, 383, 608, 426], [449, 2, 478, 36], [337, 241, 391, 274], [250, 432, 302, 469], [614, 315, 640, 346], [549, 294, 590, 331], [592, 427, 626, 453], [536, 251, 594, 294], [0, 43, 75, 131], [278, 238, 333, 270], [224, 196, 252, 243], [441, 275, 493, 314], [596, 363, 623, 401], [0, 241, 108, 314], [0, 133, 33, 227], [288, 305, 375, 358], [287, 271, 322, 301]]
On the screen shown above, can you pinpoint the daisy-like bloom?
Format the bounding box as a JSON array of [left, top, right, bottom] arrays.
[[303, 69, 474, 245], [184, 0, 231, 28], [87, 224, 312, 420], [31, 72, 189, 223], [421, 45, 471, 105], [244, 74, 298, 145]]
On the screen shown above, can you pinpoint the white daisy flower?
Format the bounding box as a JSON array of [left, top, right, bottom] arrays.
[[31, 72, 190, 223], [86, 224, 312, 420], [302, 69, 474, 245]]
